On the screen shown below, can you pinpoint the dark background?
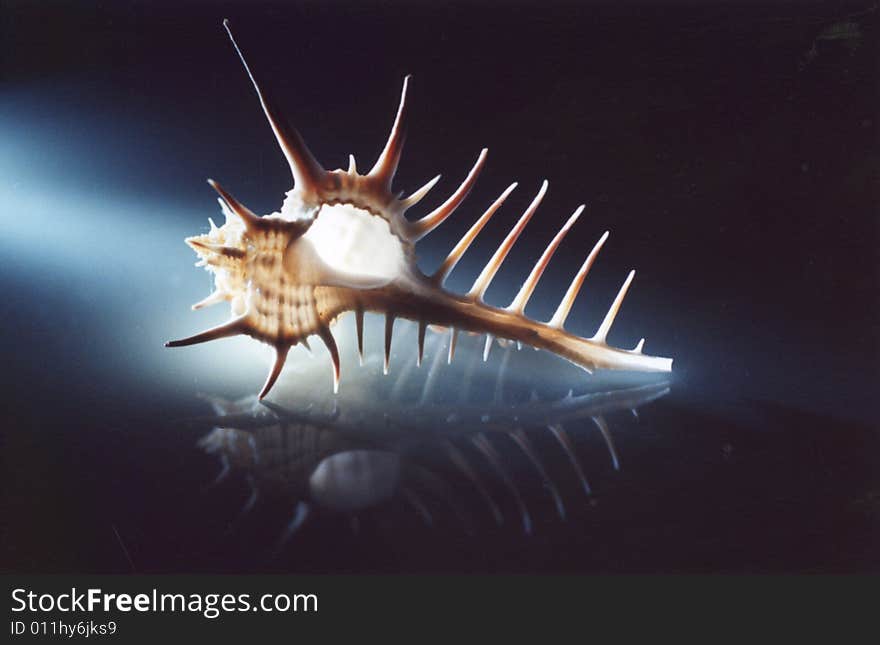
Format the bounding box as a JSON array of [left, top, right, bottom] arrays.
[[1, 0, 877, 572]]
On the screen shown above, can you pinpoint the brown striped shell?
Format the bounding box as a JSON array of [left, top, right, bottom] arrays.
[[166, 20, 673, 399]]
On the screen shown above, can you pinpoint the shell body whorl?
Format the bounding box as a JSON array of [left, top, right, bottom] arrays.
[[166, 22, 673, 399]]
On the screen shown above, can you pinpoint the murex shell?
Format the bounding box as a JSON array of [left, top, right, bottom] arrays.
[[166, 20, 674, 399]]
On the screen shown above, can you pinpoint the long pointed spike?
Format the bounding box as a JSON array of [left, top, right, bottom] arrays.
[[401, 487, 433, 527], [509, 205, 583, 313], [549, 230, 610, 328], [472, 434, 532, 535], [274, 501, 310, 550], [433, 182, 518, 283], [216, 198, 235, 224], [384, 314, 395, 374], [222, 19, 324, 195], [355, 309, 365, 366], [368, 75, 410, 187], [447, 327, 458, 364], [483, 334, 494, 362], [209, 454, 231, 487], [592, 270, 635, 344], [258, 345, 290, 400], [592, 415, 620, 471], [632, 338, 645, 354], [165, 318, 245, 347], [469, 180, 548, 300], [445, 441, 504, 526], [400, 174, 441, 210], [548, 424, 592, 497], [238, 475, 259, 517], [408, 149, 488, 240], [417, 320, 426, 366], [186, 238, 245, 258], [348, 154, 357, 175], [318, 327, 341, 393], [207, 179, 262, 229], [191, 290, 227, 310], [511, 429, 566, 520]]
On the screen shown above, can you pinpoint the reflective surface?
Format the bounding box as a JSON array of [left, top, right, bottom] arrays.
[[1, 1, 877, 572], [190, 326, 670, 540]]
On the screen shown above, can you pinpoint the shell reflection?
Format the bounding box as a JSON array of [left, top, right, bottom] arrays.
[[194, 319, 669, 544]]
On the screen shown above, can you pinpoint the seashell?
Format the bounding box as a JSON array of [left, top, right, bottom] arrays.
[[166, 20, 673, 399]]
